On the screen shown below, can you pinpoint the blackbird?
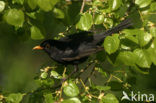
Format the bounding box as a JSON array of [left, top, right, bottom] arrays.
[[33, 19, 132, 64], [33, 19, 132, 82]]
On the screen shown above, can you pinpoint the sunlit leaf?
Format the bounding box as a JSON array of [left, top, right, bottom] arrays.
[[94, 14, 104, 25], [95, 86, 111, 91], [137, 32, 152, 47], [50, 70, 62, 79], [104, 34, 120, 54], [109, 0, 122, 11], [76, 13, 93, 31], [102, 93, 119, 103], [31, 26, 44, 40], [150, 27, 156, 37], [12, 0, 24, 5], [116, 51, 137, 66], [63, 81, 79, 97], [150, 2, 156, 11], [122, 29, 141, 36], [147, 38, 156, 65], [44, 93, 55, 103], [122, 29, 151, 47], [37, 0, 59, 12], [53, 8, 64, 19], [104, 18, 113, 28], [41, 72, 48, 79], [4, 9, 24, 27], [62, 97, 81, 103], [0, 1, 5, 12], [27, 0, 37, 10], [6, 93, 24, 103], [135, 0, 152, 8], [134, 49, 152, 68]]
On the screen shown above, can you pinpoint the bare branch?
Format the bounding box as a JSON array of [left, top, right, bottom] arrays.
[[80, 0, 86, 13]]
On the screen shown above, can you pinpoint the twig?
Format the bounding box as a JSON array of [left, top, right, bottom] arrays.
[[79, 79, 98, 99], [106, 74, 112, 83], [80, 0, 86, 13], [74, 61, 94, 79], [84, 65, 95, 84], [138, 10, 144, 22], [80, 79, 89, 93], [112, 75, 123, 83], [59, 67, 67, 98]]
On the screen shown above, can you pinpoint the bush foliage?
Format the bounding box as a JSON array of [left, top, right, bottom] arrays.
[[0, 0, 156, 103]]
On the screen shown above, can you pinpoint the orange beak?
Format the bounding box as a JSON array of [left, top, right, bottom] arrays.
[[33, 46, 43, 50]]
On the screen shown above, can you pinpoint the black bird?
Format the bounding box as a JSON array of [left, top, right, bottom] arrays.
[[33, 19, 132, 79]]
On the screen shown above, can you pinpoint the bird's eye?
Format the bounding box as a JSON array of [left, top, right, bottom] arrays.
[[45, 44, 50, 49]]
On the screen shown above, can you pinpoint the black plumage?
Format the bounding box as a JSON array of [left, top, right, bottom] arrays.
[[33, 19, 132, 65]]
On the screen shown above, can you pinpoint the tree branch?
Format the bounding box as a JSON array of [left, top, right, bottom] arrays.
[[80, 0, 86, 13]]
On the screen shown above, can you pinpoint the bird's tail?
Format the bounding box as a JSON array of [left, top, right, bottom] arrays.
[[94, 18, 132, 42], [104, 18, 132, 37]]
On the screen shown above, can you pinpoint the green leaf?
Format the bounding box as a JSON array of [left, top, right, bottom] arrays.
[[37, 78, 54, 86], [129, 10, 143, 28], [76, 13, 93, 31], [145, 14, 156, 23], [6, 93, 24, 103], [50, 0, 60, 8], [135, 0, 152, 8], [4, 9, 24, 27], [94, 14, 104, 25], [12, 0, 24, 5], [102, 93, 119, 103], [96, 51, 106, 62], [26, 12, 36, 19], [122, 29, 141, 36], [53, 8, 64, 19], [133, 49, 152, 68], [147, 38, 156, 65], [116, 51, 137, 66], [62, 97, 81, 103], [41, 72, 48, 79], [138, 32, 152, 47], [109, 0, 122, 11], [123, 29, 151, 47], [95, 86, 111, 91], [93, 0, 103, 7], [30, 26, 44, 40], [104, 34, 120, 54], [104, 18, 113, 28], [150, 27, 156, 37], [63, 81, 79, 97], [27, 0, 37, 10], [120, 36, 138, 50], [150, 2, 156, 11], [0, 1, 5, 12], [37, 0, 59, 12], [50, 70, 62, 79], [44, 93, 54, 103], [116, 4, 128, 17]]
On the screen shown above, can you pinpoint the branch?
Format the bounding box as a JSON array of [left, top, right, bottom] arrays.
[[80, 0, 86, 13]]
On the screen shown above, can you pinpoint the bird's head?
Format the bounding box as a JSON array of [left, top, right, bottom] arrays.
[[33, 40, 52, 54]]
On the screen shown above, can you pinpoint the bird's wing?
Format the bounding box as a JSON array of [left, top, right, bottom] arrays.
[[61, 46, 103, 61], [59, 31, 93, 42]]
